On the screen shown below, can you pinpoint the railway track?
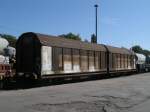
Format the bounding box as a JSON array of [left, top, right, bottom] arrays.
[[0, 72, 137, 90]]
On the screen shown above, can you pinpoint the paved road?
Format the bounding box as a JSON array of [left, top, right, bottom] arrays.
[[0, 73, 150, 112]]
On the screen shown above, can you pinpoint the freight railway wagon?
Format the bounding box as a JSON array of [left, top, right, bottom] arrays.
[[16, 32, 136, 79], [0, 64, 12, 80]]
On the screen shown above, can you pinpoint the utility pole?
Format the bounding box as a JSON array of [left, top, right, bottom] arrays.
[[94, 4, 98, 43]]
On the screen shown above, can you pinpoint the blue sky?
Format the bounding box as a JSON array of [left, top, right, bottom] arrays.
[[0, 0, 150, 49]]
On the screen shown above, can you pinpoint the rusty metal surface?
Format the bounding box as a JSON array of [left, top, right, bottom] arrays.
[[19, 32, 106, 52], [106, 45, 134, 54], [19, 32, 134, 55]]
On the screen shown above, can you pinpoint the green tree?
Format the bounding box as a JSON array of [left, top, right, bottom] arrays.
[[131, 45, 150, 56], [91, 34, 97, 43], [59, 33, 81, 41], [142, 49, 150, 56], [131, 45, 143, 53], [0, 34, 17, 48]]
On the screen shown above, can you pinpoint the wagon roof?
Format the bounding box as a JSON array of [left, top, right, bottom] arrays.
[[19, 32, 134, 55], [35, 33, 106, 51], [106, 45, 134, 55]]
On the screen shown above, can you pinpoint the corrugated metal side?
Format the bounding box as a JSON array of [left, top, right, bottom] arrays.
[[41, 46, 53, 75]]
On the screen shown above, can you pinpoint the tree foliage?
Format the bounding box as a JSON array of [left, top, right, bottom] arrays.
[[59, 33, 81, 41], [131, 45, 143, 53], [91, 34, 97, 43], [131, 45, 150, 56], [0, 34, 17, 48]]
